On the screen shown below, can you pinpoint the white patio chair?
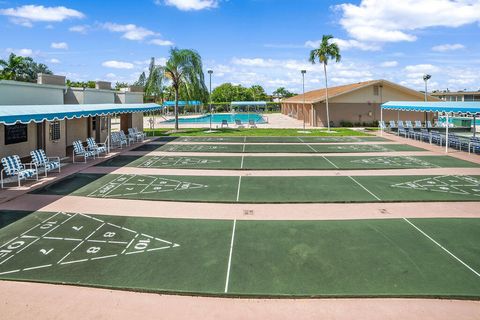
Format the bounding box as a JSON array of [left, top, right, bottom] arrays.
[[86, 137, 108, 157], [1, 155, 38, 188], [248, 120, 257, 128], [120, 130, 134, 146], [73, 140, 96, 163], [30, 149, 60, 177]]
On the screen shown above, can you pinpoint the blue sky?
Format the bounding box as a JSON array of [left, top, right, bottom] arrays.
[[1, 0, 480, 94]]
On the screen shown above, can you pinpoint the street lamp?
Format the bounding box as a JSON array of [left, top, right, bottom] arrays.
[[298, 70, 310, 133], [206, 69, 216, 133], [423, 74, 431, 123]]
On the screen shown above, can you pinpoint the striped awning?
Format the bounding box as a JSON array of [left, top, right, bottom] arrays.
[[381, 101, 480, 116], [0, 103, 163, 125], [162, 101, 202, 107]]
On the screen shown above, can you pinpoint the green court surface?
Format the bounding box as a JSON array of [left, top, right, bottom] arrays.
[[0, 212, 479, 298], [136, 143, 425, 153], [97, 155, 480, 170], [32, 173, 480, 203], [158, 136, 389, 143]]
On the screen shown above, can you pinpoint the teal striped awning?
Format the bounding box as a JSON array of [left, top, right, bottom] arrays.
[[0, 103, 164, 125], [382, 101, 480, 115], [162, 101, 202, 107]]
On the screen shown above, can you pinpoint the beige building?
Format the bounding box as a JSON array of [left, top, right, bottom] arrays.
[[281, 80, 439, 127], [0, 75, 147, 160]]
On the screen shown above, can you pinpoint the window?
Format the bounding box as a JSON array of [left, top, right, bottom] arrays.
[[464, 95, 474, 102], [49, 121, 61, 141], [92, 117, 97, 131], [373, 85, 379, 96], [5, 123, 28, 145]]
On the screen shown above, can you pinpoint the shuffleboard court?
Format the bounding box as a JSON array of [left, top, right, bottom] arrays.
[[165, 136, 390, 143], [32, 173, 480, 203], [138, 143, 426, 153], [97, 155, 480, 170], [1, 212, 479, 298]]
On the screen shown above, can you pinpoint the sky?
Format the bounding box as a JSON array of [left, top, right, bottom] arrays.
[[1, 0, 480, 94]]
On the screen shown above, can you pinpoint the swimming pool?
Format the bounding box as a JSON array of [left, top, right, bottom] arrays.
[[162, 113, 266, 124]]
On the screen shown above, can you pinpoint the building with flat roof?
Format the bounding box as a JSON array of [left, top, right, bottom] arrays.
[[0, 75, 149, 160], [281, 79, 439, 127], [431, 91, 480, 102]]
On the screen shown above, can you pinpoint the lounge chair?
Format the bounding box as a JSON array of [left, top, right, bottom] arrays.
[[1, 155, 38, 188], [447, 133, 464, 150], [111, 132, 127, 149], [414, 120, 422, 129], [120, 130, 134, 146], [405, 120, 413, 129], [389, 120, 396, 129], [221, 120, 229, 128], [235, 119, 245, 129], [468, 137, 480, 154], [73, 140, 96, 163], [133, 128, 146, 140], [30, 149, 61, 177], [86, 137, 108, 157], [378, 121, 387, 130], [248, 120, 257, 128], [426, 121, 433, 129], [430, 131, 444, 146]]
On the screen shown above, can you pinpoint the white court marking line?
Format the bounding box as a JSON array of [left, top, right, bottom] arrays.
[[224, 219, 237, 293], [0, 237, 19, 249], [242, 143, 246, 153], [57, 222, 105, 264], [240, 155, 244, 169], [61, 258, 88, 265], [236, 176, 242, 202], [97, 175, 136, 198], [322, 156, 339, 169], [122, 234, 138, 254], [403, 218, 480, 278], [91, 254, 118, 261], [244, 136, 247, 143], [23, 264, 52, 271], [305, 143, 318, 153], [20, 212, 62, 236], [0, 269, 20, 275], [347, 176, 381, 201], [297, 137, 304, 143]]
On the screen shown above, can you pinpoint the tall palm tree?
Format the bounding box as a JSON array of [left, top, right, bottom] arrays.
[[309, 35, 341, 131], [160, 48, 207, 131]]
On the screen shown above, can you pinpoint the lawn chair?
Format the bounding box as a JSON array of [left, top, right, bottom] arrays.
[[86, 137, 108, 157], [111, 132, 127, 149], [447, 133, 464, 150], [468, 137, 480, 154], [426, 121, 433, 129], [73, 140, 96, 163], [128, 128, 141, 142], [414, 120, 422, 129], [30, 149, 60, 177], [430, 131, 444, 146], [378, 121, 387, 130], [389, 120, 397, 129], [221, 120, 229, 128], [235, 119, 245, 129], [133, 128, 146, 141], [405, 120, 413, 129], [120, 130, 134, 146], [1, 155, 38, 188], [248, 120, 257, 128], [417, 129, 430, 142]]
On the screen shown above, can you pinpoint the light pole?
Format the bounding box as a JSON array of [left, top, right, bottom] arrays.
[[298, 70, 310, 133], [206, 69, 216, 133], [423, 74, 431, 123]]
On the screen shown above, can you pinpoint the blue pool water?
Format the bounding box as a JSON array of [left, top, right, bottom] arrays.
[[162, 113, 266, 124]]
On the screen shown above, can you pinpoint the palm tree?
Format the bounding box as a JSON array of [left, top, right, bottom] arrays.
[[160, 48, 207, 131], [0, 53, 27, 80], [309, 35, 341, 131]]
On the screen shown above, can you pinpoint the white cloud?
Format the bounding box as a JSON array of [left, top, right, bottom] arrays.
[[305, 38, 380, 51], [105, 73, 117, 79], [0, 5, 84, 26], [404, 64, 439, 74], [161, 0, 219, 11], [48, 58, 61, 64], [102, 23, 157, 41], [232, 58, 277, 68], [336, 0, 480, 43], [432, 43, 465, 52], [5, 48, 34, 57], [69, 25, 89, 34], [149, 38, 174, 46], [102, 60, 134, 69], [51, 42, 68, 50], [380, 61, 398, 67]]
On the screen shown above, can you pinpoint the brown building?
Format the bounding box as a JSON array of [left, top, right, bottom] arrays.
[[281, 79, 439, 127]]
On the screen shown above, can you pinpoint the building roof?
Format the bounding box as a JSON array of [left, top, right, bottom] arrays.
[[282, 79, 437, 104], [0, 103, 163, 125], [381, 101, 480, 115], [431, 91, 480, 96]]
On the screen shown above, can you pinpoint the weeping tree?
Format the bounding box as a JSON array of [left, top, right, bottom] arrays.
[[309, 35, 341, 131], [160, 48, 207, 131]]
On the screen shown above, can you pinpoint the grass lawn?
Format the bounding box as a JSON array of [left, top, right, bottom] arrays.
[[1, 212, 479, 298], [145, 128, 373, 137]]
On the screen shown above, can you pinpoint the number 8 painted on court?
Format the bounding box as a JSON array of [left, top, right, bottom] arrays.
[[86, 247, 101, 254]]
